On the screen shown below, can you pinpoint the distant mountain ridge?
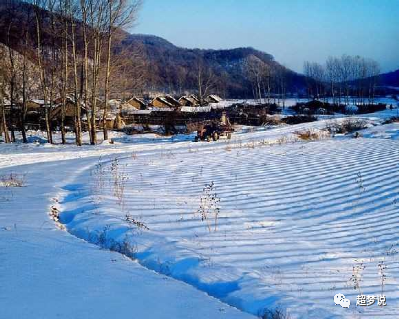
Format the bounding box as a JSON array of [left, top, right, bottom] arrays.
[[120, 34, 306, 98]]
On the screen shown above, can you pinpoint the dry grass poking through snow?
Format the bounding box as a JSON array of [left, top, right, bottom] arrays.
[[196, 181, 221, 232], [0, 173, 26, 187], [294, 129, 330, 141], [325, 118, 368, 135], [0, 173, 26, 202]]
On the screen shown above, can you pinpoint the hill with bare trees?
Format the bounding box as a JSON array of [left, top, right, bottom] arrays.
[[0, 0, 306, 101]]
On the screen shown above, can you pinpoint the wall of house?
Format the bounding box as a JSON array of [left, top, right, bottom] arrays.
[[128, 101, 141, 109], [152, 99, 168, 108]]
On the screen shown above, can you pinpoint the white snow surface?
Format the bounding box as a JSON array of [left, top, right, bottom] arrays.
[[0, 134, 254, 319], [2, 112, 399, 318]]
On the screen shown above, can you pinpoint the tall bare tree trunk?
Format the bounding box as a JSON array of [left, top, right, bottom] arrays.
[[81, 0, 91, 142], [103, 22, 112, 141], [71, 17, 82, 146], [0, 92, 11, 143], [60, 3, 68, 145], [90, 34, 101, 145], [21, 50, 28, 143], [7, 24, 16, 142], [34, 6, 53, 144]]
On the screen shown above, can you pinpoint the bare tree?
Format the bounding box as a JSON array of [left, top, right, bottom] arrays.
[[274, 65, 287, 107], [304, 61, 325, 101], [5, 0, 19, 142], [31, 0, 53, 143], [87, 0, 108, 145], [66, 0, 83, 145], [109, 44, 146, 99], [102, 0, 142, 141], [58, 0, 70, 144], [196, 57, 215, 105], [325, 56, 340, 105], [0, 45, 11, 143], [80, 0, 91, 142], [245, 55, 268, 103], [19, 3, 36, 143], [307, 55, 381, 106]]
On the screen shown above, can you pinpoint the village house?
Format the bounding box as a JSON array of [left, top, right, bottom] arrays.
[[151, 95, 181, 109], [26, 99, 49, 110], [52, 96, 87, 116], [205, 95, 223, 104], [178, 96, 199, 107], [126, 97, 147, 110], [189, 95, 201, 104], [52, 96, 88, 127]]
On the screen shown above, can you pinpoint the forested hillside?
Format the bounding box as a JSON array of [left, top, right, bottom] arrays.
[[0, 0, 306, 99]]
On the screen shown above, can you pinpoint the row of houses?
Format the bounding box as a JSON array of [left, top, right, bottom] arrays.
[[123, 94, 223, 111], [3, 94, 223, 115], [2, 94, 224, 129]]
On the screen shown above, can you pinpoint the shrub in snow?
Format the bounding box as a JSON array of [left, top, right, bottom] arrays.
[[125, 213, 149, 231], [378, 261, 387, 296], [325, 119, 367, 135], [345, 105, 359, 115], [349, 262, 365, 295], [110, 158, 129, 207], [0, 173, 26, 187], [282, 115, 317, 125], [196, 182, 221, 233], [295, 129, 329, 141], [259, 307, 291, 319], [383, 116, 399, 124]]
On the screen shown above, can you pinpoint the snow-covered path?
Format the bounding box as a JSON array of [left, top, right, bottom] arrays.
[[0, 157, 253, 319]]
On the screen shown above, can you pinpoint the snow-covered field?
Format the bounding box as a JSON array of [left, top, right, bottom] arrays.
[[1, 108, 399, 318]]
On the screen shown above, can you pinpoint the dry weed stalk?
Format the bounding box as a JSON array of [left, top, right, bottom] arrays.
[[197, 182, 221, 232]]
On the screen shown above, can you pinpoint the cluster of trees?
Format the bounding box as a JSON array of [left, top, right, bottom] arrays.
[[0, 0, 141, 145], [0, 43, 40, 143], [244, 55, 290, 106], [304, 55, 381, 105]]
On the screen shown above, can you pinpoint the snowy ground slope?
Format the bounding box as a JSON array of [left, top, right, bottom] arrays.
[[53, 122, 399, 318], [0, 150, 253, 319], [2, 116, 399, 319]]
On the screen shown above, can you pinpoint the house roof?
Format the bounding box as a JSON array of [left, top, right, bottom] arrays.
[[155, 97, 173, 107], [152, 95, 180, 108], [207, 95, 223, 103], [127, 97, 146, 106], [164, 95, 181, 107], [149, 107, 175, 112], [178, 96, 198, 106], [30, 99, 46, 105], [190, 95, 200, 103]]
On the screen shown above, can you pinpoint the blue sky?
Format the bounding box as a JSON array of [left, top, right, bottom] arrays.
[[133, 0, 399, 73]]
